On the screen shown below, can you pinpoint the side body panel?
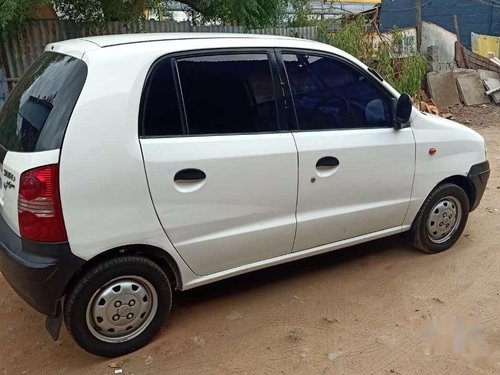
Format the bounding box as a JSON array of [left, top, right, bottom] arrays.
[[292, 128, 415, 251], [183, 226, 404, 289], [58, 46, 195, 286], [403, 110, 487, 227], [141, 134, 298, 276]]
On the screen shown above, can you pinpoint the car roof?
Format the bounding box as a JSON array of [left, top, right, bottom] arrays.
[[44, 32, 401, 108], [46, 32, 328, 60], [80, 32, 299, 48]]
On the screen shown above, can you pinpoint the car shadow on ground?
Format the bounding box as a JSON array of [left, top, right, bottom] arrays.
[[16, 235, 420, 369], [173, 235, 418, 308]]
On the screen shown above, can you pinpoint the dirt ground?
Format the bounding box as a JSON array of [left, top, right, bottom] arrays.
[[1, 105, 500, 375]]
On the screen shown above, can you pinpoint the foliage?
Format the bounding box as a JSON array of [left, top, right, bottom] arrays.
[[315, 16, 427, 98], [188, 0, 288, 28], [330, 17, 369, 62], [53, 0, 167, 24], [374, 28, 427, 97], [0, 0, 48, 35], [282, 4, 427, 98], [286, 0, 313, 27], [392, 53, 427, 97], [53, 0, 289, 27], [0, 0, 427, 97], [2, 0, 290, 34], [377, 42, 393, 83]]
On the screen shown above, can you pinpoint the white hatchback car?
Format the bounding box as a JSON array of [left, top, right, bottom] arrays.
[[0, 34, 490, 357]]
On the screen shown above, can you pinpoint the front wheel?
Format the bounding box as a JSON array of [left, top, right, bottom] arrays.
[[64, 256, 172, 357], [408, 183, 470, 254]]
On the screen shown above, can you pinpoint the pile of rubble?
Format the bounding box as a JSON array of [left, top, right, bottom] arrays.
[[426, 69, 500, 110]]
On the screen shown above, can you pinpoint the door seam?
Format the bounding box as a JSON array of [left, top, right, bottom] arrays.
[[137, 139, 200, 276], [290, 132, 300, 251], [401, 125, 417, 226]]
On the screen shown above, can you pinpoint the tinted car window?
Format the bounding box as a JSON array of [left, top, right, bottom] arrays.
[[141, 58, 183, 136], [176, 53, 278, 135], [282, 53, 392, 131], [0, 52, 87, 152]]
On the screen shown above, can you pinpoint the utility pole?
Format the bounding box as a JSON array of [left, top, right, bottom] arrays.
[[415, 0, 422, 51], [454, 14, 461, 44], [488, 0, 494, 34]]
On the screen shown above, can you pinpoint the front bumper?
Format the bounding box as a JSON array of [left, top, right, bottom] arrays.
[[0, 213, 84, 316], [468, 160, 490, 211]]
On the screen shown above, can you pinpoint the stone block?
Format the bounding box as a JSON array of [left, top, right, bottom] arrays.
[[483, 78, 500, 104], [427, 71, 461, 109], [478, 69, 500, 81], [455, 72, 491, 106]]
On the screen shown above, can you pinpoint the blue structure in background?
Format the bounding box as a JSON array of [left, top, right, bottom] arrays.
[[380, 0, 500, 49]]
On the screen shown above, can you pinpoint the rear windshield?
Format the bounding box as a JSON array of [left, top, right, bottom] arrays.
[[0, 52, 87, 152]]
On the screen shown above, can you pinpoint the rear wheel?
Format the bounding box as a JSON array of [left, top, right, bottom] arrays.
[[408, 183, 470, 254], [64, 256, 172, 357]]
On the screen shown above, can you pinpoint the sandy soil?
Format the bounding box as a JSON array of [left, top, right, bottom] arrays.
[[1, 105, 499, 375]]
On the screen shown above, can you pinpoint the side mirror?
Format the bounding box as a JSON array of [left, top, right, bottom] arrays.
[[393, 93, 412, 130]]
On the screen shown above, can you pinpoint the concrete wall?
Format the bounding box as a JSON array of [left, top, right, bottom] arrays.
[[421, 22, 457, 71], [380, 0, 500, 49], [374, 23, 456, 72], [373, 27, 417, 57]]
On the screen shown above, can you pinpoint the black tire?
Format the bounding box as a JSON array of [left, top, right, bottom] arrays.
[[408, 183, 470, 254], [64, 256, 172, 357]]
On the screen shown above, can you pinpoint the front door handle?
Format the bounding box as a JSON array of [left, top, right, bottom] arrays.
[[316, 156, 339, 169], [174, 168, 206, 182]]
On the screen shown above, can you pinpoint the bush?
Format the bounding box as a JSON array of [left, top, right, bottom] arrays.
[[317, 16, 427, 98], [330, 17, 369, 62], [376, 29, 427, 97]]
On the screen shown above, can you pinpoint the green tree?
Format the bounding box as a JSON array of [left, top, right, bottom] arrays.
[[53, 0, 168, 23], [183, 0, 288, 28], [51, 0, 289, 27], [0, 0, 48, 34], [1, 0, 298, 34], [286, 0, 314, 27]]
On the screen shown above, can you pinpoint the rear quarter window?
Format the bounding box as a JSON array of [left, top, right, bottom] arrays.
[[0, 52, 87, 152]]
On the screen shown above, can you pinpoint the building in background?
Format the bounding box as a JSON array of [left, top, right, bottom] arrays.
[[379, 0, 500, 49], [165, 0, 382, 22], [285, 0, 380, 17]]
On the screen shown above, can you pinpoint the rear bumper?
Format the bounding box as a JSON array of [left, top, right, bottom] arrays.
[[468, 161, 490, 211], [0, 214, 84, 316]]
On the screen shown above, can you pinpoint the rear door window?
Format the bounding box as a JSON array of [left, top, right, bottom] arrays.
[[0, 52, 87, 152], [140, 58, 183, 136], [176, 53, 279, 135]]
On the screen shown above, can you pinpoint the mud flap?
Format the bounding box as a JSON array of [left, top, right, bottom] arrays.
[[45, 299, 63, 341]]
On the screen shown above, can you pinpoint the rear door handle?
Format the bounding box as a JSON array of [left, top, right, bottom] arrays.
[[316, 156, 339, 168], [174, 169, 206, 182]]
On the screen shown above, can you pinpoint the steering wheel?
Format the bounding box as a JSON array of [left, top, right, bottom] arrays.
[[313, 93, 352, 127]]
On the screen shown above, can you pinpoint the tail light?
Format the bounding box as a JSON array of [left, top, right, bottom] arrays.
[[18, 164, 67, 242]]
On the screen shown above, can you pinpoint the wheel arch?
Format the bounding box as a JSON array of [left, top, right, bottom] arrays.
[[407, 175, 475, 230], [438, 175, 475, 212], [65, 245, 183, 297]]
